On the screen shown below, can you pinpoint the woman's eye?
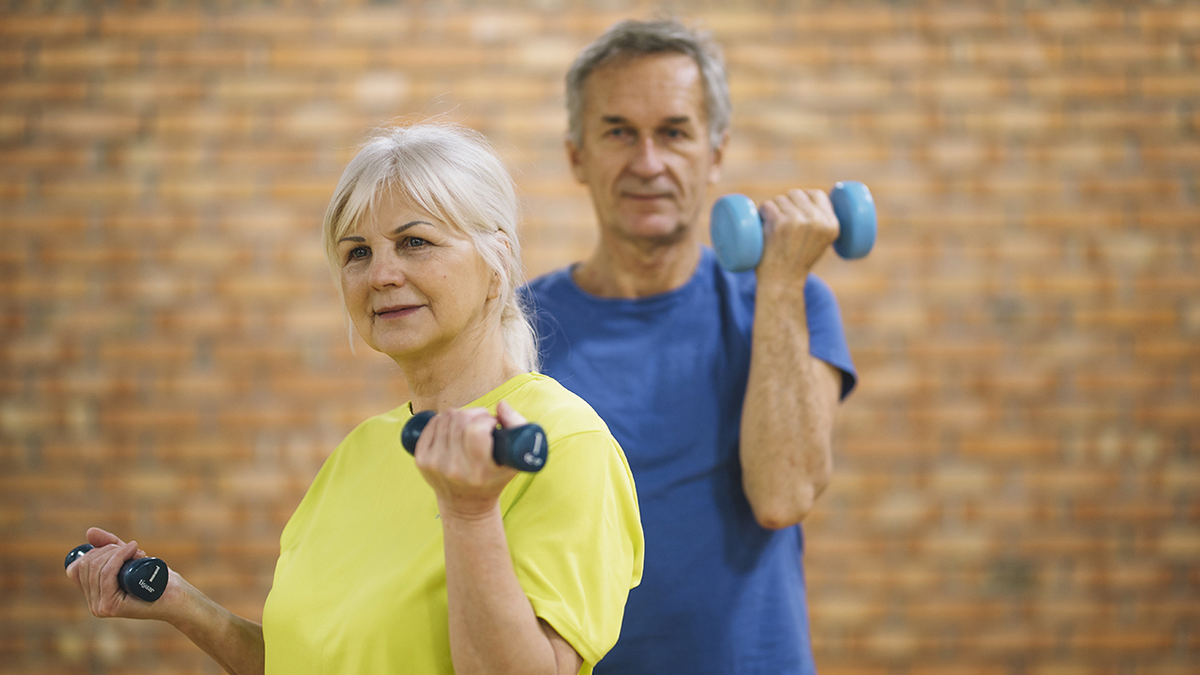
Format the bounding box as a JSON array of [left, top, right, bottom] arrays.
[[404, 237, 429, 249], [347, 246, 369, 261]]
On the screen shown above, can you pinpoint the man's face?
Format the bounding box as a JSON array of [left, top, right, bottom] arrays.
[[567, 53, 725, 245]]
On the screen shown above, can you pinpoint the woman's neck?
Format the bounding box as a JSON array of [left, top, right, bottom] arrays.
[[398, 327, 522, 414]]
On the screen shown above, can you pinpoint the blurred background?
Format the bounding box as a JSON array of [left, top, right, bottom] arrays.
[[1, 1, 1197, 673]]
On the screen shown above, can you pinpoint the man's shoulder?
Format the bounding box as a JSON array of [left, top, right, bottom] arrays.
[[523, 265, 575, 301]]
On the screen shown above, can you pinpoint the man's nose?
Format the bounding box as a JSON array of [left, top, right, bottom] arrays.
[[628, 137, 666, 177]]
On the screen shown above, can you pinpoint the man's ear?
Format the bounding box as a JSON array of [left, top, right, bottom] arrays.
[[565, 135, 588, 184], [708, 130, 729, 184]]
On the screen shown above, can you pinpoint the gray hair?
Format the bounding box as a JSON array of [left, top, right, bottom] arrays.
[[566, 18, 731, 150], [321, 122, 538, 373]]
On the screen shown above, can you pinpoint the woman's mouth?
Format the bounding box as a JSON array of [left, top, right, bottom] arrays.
[[374, 304, 421, 320]]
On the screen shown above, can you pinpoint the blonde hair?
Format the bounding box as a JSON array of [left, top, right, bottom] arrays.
[[321, 122, 538, 373]]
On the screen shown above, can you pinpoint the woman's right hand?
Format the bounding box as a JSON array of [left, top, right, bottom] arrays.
[[412, 402, 525, 519], [65, 527, 186, 622]]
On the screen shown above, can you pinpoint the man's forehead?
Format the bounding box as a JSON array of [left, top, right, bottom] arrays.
[[583, 53, 706, 122]]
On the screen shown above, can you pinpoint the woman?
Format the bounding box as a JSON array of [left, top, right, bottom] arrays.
[[67, 122, 645, 675]]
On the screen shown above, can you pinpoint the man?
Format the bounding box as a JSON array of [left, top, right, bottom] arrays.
[[523, 18, 858, 675]]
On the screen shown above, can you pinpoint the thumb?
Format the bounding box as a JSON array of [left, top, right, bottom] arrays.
[[495, 400, 528, 429], [86, 527, 123, 548]]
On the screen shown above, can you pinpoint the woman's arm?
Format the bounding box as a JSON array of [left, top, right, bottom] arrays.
[[414, 402, 583, 675], [67, 527, 266, 675]]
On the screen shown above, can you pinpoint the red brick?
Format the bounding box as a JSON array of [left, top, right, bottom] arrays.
[[153, 110, 257, 138], [212, 78, 322, 103], [960, 39, 1064, 70], [1141, 142, 1200, 165], [154, 46, 253, 70], [1027, 75, 1129, 100], [1026, 9, 1127, 34], [1071, 629, 1174, 653], [100, 79, 206, 105], [0, 14, 89, 38], [330, 10, 415, 39], [1072, 107, 1181, 135], [156, 175, 256, 203], [918, 7, 1006, 32], [1077, 40, 1184, 67], [1141, 73, 1200, 98], [792, 8, 900, 34], [98, 12, 205, 38], [727, 44, 833, 69], [215, 13, 315, 37], [0, 146, 91, 169], [1138, 8, 1200, 33], [269, 46, 371, 71], [912, 74, 1010, 101], [37, 111, 141, 140], [0, 81, 90, 102]]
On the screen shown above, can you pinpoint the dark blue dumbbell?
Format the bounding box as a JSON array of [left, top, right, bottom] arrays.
[[711, 181, 877, 272], [401, 410, 548, 472], [64, 544, 169, 602]]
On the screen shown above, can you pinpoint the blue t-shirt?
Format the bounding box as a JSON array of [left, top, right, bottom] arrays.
[[523, 247, 856, 675]]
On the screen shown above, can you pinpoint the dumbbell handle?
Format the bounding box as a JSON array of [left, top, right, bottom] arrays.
[[401, 410, 548, 472], [64, 543, 169, 602], [711, 180, 877, 272]]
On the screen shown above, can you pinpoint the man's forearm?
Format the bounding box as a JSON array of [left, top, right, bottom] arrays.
[[740, 280, 841, 529]]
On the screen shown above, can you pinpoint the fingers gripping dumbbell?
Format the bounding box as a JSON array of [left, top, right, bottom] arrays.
[[711, 180, 877, 272], [401, 411, 549, 473], [64, 544, 169, 602]]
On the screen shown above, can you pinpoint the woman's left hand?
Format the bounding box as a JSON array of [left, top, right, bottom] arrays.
[[412, 400, 527, 517]]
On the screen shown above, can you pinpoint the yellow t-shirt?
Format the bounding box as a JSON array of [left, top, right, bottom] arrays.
[[262, 373, 644, 674]]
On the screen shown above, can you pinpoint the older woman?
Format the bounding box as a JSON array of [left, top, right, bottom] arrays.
[[67, 122, 644, 675]]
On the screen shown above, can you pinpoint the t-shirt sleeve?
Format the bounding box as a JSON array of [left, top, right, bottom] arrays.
[[501, 428, 644, 668], [804, 274, 858, 399]]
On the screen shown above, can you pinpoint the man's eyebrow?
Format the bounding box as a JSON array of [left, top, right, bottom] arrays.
[[599, 115, 694, 126]]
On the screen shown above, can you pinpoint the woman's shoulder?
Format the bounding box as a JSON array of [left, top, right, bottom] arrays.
[[505, 373, 613, 441], [332, 404, 411, 455]]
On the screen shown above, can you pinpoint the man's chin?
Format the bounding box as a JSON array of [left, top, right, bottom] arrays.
[[618, 212, 687, 237]]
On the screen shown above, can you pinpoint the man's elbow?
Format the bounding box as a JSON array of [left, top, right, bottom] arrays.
[[748, 468, 832, 530]]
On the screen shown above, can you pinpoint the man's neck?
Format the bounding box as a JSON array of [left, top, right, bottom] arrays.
[[572, 232, 703, 299]]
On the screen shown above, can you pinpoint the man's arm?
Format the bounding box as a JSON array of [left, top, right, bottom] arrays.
[[738, 189, 844, 530]]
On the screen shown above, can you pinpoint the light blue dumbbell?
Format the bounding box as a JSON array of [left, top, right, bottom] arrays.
[[710, 181, 877, 272]]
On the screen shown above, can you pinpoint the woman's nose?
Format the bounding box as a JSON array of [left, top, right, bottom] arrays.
[[368, 251, 406, 288]]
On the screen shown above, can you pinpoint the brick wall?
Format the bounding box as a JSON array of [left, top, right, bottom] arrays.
[[2, 1, 1197, 673]]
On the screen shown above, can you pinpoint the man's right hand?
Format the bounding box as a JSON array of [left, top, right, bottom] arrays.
[[756, 188, 840, 281]]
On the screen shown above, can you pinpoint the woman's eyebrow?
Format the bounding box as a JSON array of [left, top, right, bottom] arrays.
[[337, 220, 431, 245], [393, 220, 432, 235]]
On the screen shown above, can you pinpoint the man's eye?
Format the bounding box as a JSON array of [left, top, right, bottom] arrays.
[[664, 128, 684, 139]]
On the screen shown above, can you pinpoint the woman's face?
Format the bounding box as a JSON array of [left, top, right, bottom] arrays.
[[336, 196, 499, 361]]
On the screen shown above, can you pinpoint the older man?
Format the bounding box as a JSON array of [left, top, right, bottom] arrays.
[[524, 18, 858, 675]]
